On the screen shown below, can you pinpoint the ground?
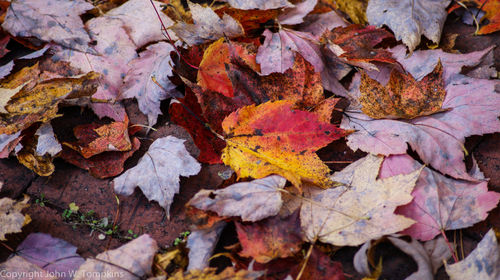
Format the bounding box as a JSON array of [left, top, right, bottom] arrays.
[[0, 15, 499, 280]]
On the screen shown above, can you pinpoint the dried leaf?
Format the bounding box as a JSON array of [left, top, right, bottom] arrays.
[[0, 131, 21, 158], [0, 256, 56, 280], [380, 154, 500, 241], [121, 42, 178, 126], [333, 0, 368, 24], [188, 175, 286, 222], [290, 248, 345, 280], [168, 267, 263, 280], [359, 60, 445, 119], [446, 229, 499, 279], [1, 0, 94, 53], [300, 154, 420, 246], [0, 195, 30, 240], [186, 222, 226, 271], [113, 136, 201, 216], [34, 123, 61, 157], [74, 235, 158, 280], [366, 0, 451, 53], [221, 100, 349, 188], [171, 1, 244, 46], [223, 0, 293, 10], [278, 0, 317, 25]]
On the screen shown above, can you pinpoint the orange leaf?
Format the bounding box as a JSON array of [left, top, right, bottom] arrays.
[[359, 60, 446, 119]]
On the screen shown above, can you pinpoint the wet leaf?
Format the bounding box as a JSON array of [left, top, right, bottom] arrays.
[[113, 136, 201, 216], [0, 195, 30, 240], [300, 154, 420, 246]]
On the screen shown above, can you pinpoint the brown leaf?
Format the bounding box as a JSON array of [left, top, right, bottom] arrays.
[[359, 60, 446, 119], [168, 267, 263, 280], [0, 256, 56, 280], [0, 195, 31, 240]]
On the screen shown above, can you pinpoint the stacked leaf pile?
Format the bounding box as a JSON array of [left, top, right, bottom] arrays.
[[0, 0, 500, 279]]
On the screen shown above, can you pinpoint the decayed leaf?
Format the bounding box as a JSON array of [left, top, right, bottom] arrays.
[[236, 210, 303, 263], [379, 154, 500, 241], [446, 228, 499, 279], [359, 60, 445, 119], [0, 71, 99, 135], [278, 0, 317, 25], [188, 175, 286, 222], [322, 24, 397, 70], [186, 222, 226, 271], [0, 131, 21, 158], [60, 137, 140, 179], [221, 100, 349, 188], [105, 0, 176, 47], [1, 0, 94, 53], [333, 0, 368, 24], [113, 136, 201, 216], [64, 117, 131, 158], [170, 1, 244, 46], [74, 234, 158, 280], [474, 0, 500, 34], [121, 42, 178, 126], [0, 256, 56, 280], [222, 0, 293, 10], [366, 0, 451, 53], [300, 154, 420, 246], [15, 233, 85, 280], [256, 29, 323, 75], [341, 46, 500, 180], [168, 267, 263, 280], [34, 123, 61, 157], [197, 38, 259, 98], [0, 195, 31, 240], [215, 7, 280, 34]]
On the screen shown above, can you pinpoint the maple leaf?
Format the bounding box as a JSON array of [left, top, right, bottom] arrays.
[[298, 10, 348, 37], [359, 60, 446, 119], [169, 267, 264, 280], [0, 131, 21, 158], [0, 256, 56, 280], [449, 0, 500, 35], [113, 136, 201, 216], [445, 228, 499, 279], [215, 7, 280, 34], [379, 154, 500, 241], [188, 175, 286, 222], [333, 0, 368, 24], [235, 210, 303, 263], [221, 100, 349, 188], [300, 154, 420, 246], [34, 123, 61, 157], [170, 1, 244, 46], [1, 0, 95, 53], [278, 0, 317, 25], [74, 235, 157, 280], [366, 0, 451, 53], [64, 117, 131, 159], [341, 46, 500, 180], [321, 24, 397, 71], [0, 195, 30, 240], [0, 33, 10, 60], [222, 0, 293, 10], [121, 42, 178, 126], [290, 248, 345, 280], [186, 222, 226, 271], [14, 233, 85, 280]]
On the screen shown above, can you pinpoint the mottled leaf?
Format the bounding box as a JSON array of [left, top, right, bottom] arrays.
[[367, 0, 451, 53], [222, 100, 349, 188], [1, 0, 94, 53], [446, 229, 499, 279], [74, 235, 158, 280], [300, 154, 420, 246], [380, 154, 500, 241], [0, 195, 30, 240], [188, 175, 286, 222], [171, 1, 244, 46], [113, 136, 201, 216]]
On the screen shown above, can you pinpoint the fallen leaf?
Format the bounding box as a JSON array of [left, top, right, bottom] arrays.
[[0, 256, 56, 280], [333, 0, 368, 24], [379, 154, 500, 241], [120, 42, 178, 126], [0, 195, 30, 240], [341, 46, 500, 180], [236, 210, 303, 263], [17, 126, 57, 176], [188, 175, 286, 222], [290, 248, 345, 280], [221, 100, 348, 188], [300, 154, 420, 246], [60, 137, 140, 179], [74, 234, 158, 280], [186, 222, 226, 271], [0, 33, 10, 59], [366, 0, 451, 53], [170, 1, 244, 46], [168, 267, 263, 280], [34, 123, 61, 157], [215, 7, 279, 34], [446, 228, 499, 279], [222, 0, 293, 10], [322, 24, 397, 70], [113, 136, 201, 216], [359, 60, 445, 119], [297, 11, 347, 37], [1, 0, 94, 53], [14, 233, 85, 280], [0, 131, 21, 158], [278, 0, 317, 25], [450, 0, 500, 34]]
